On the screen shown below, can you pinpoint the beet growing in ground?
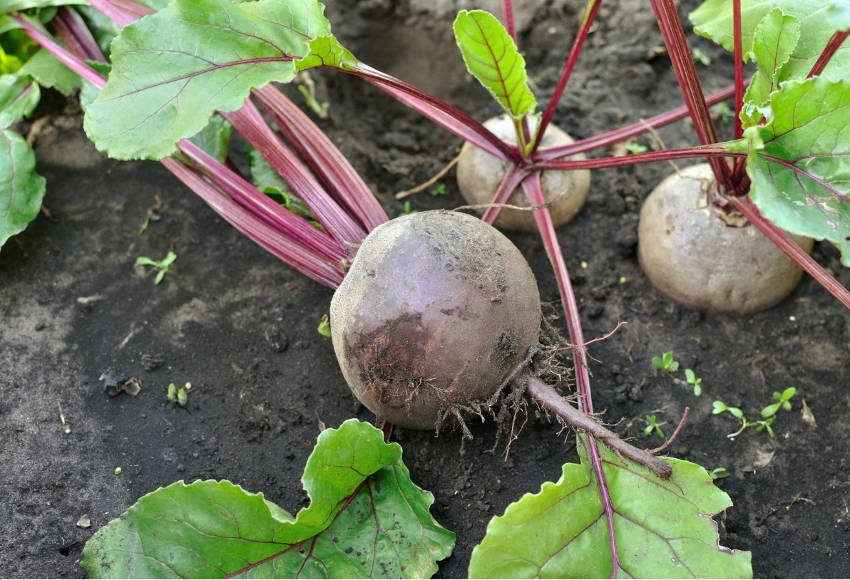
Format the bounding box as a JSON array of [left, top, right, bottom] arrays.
[[1, 0, 849, 577]]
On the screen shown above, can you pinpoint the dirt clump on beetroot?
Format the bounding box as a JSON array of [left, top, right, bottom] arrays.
[[330, 210, 542, 430]]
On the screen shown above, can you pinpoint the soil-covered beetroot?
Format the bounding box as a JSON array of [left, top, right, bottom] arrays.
[[456, 115, 590, 232], [329, 210, 541, 430], [638, 164, 815, 315]]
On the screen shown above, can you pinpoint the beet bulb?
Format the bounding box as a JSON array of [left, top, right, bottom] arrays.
[[330, 210, 542, 430]]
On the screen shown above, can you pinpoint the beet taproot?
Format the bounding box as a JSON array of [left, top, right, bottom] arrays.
[[638, 164, 814, 315], [329, 210, 542, 430], [456, 115, 590, 232]]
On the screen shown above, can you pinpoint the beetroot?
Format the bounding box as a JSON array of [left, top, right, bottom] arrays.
[[638, 164, 815, 315], [329, 210, 541, 430], [456, 115, 590, 232]]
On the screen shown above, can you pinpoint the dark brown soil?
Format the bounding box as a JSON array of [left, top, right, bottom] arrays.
[[2, 1, 849, 577]]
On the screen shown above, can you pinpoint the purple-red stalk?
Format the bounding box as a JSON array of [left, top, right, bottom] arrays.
[[732, 0, 744, 141], [10, 14, 106, 88], [730, 0, 747, 185], [522, 173, 621, 577], [480, 164, 530, 226], [538, 146, 849, 207], [501, 0, 516, 43], [648, 0, 733, 192], [222, 101, 367, 252], [529, 0, 602, 156], [178, 139, 348, 263], [348, 64, 521, 162], [106, 0, 155, 18], [53, 7, 106, 63], [162, 157, 344, 288], [253, 84, 388, 232], [809, 30, 850, 78], [87, 0, 137, 27], [14, 14, 350, 287], [535, 82, 742, 161], [732, 197, 850, 310]]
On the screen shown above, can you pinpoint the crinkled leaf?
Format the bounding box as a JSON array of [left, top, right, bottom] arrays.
[[745, 78, 850, 266], [187, 113, 231, 164], [690, 0, 850, 81], [81, 419, 454, 578], [0, 74, 39, 127], [1, 128, 45, 250], [469, 435, 751, 578], [84, 0, 353, 160], [453, 10, 536, 120], [741, 9, 800, 127], [19, 47, 81, 96]]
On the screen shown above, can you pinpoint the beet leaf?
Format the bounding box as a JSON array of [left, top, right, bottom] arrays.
[[739, 9, 800, 126], [691, 0, 850, 81], [0, 74, 44, 251], [186, 113, 231, 164], [81, 419, 454, 578], [83, 0, 346, 160], [0, 73, 38, 124], [453, 10, 536, 121], [469, 436, 751, 578], [740, 77, 850, 266], [0, 128, 45, 250], [18, 47, 80, 94], [828, 1, 850, 29]]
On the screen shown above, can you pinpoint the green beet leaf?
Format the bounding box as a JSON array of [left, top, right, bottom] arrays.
[[187, 113, 232, 164], [691, 0, 850, 82], [81, 419, 454, 578], [469, 435, 751, 578], [19, 47, 81, 96], [246, 144, 314, 222], [741, 9, 800, 128], [1, 128, 46, 250], [453, 10, 536, 120], [826, 0, 850, 30], [744, 77, 850, 266], [0, 74, 39, 128], [84, 0, 353, 160]]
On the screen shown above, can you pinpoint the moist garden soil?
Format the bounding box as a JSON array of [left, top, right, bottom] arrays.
[[1, 0, 849, 577]]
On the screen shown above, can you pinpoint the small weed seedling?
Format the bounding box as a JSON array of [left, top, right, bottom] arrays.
[[652, 351, 679, 372], [625, 142, 648, 154], [685, 368, 703, 396], [708, 467, 728, 480], [166, 382, 188, 407], [712, 400, 774, 437], [690, 46, 712, 66], [761, 387, 797, 419], [712, 388, 796, 439], [135, 251, 176, 285], [643, 414, 666, 439], [430, 183, 447, 197], [317, 314, 332, 338]]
